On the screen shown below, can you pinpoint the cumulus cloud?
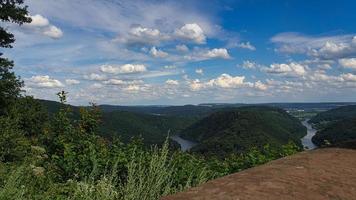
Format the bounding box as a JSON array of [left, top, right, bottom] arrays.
[[28, 14, 49, 27], [203, 48, 231, 59], [164, 65, 176, 69], [184, 48, 231, 61], [189, 79, 205, 91], [207, 74, 246, 88], [341, 73, 356, 82], [176, 44, 189, 52], [195, 68, 204, 75], [175, 23, 206, 44], [237, 42, 256, 51], [165, 79, 179, 85], [265, 62, 307, 77], [43, 25, 63, 39], [241, 60, 259, 69], [254, 81, 268, 91], [118, 25, 168, 46], [271, 32, 356, 59], [149, 46, 169, 58], [84, 73, 107, 81], [25, 14, 63, 39], [26, 75, 64, 88], [100, 64, 147, 74], [65, 79, 80, 85], [339, 58, 356, 69]]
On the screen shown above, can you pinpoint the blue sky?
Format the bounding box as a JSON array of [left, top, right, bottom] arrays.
[[3, 0, 356, 105]]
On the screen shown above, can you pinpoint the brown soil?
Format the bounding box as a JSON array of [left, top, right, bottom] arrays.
[[162, 148, 356, 200]]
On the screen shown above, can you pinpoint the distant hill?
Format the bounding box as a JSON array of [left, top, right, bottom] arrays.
[[312, 118, 356, 147], [309, 105, 356, 129], [180, 106, 306, 156], [100, 110, 196, 145], [99, 104, 228, 118], [39, 100, 197, 145]]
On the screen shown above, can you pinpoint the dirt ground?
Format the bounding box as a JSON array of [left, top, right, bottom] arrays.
[[162, 148, 356, 200]]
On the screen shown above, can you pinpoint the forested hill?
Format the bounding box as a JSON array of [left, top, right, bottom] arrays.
[[312, 118, 356, 147], [180, 106, 306, 157], [39, 100, 197, 145], [310, 105, 356, 147], [309, 105, 356, 129]]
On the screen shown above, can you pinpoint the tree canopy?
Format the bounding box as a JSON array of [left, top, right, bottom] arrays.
[[0, 0, 31, 115]]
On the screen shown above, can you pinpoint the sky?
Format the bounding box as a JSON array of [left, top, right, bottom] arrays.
[[2, 0, 356, 105]]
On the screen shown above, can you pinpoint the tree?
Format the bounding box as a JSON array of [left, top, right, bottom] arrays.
[[0, 0, 31, 115]]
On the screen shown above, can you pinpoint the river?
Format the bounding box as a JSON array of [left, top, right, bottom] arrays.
[[301, 119, 317, 150], [170, 135, 197, 152]]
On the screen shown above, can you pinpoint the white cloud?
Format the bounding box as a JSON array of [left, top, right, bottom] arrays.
[[183, 48, 231, 61], [27, 14, 49, 27], [84, 73, 107, 81], [271, 32, 356, 59], [176, 44, 189, 52], [195, 69, 204, 75], [43, 25, 63, 39], [207, 74, 245, 88], [25, 14, 63, 39], [189, 79, 205, 91], [26, 75, 64, 88], [254, 81, 268, 91], [149, 46, 169, 58], [100, 64, 147, 74], [165, 79, 179, 85], [164, 65, 176, 69], [242, 60, 257, 69], [203, 48, 231, 59], [339, 58, 356, 69], [118, 25, 168, 46], [237, 42, 256, 51], [265, 62, 307, 77], [103, 79, 143, 85], [123, 85, 141, 92], [65, 79, 80, 85], [341, 73, 356, 82], [175, 23, 206, 44]]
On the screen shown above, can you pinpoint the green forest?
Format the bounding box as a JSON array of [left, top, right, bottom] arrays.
[[310, 105, 356, 148]]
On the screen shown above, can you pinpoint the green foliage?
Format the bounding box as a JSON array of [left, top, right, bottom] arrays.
[[40, 99, 197, 146], [8, 96, 49, 137], [0, 0, 31, 115], [100, 110, 196, 145], [309, 105, 356, 147], [312, 118, 356, 147], [181, 106, 305, 157], [0, 117, 29, 162], [309, 105, 356, 129]]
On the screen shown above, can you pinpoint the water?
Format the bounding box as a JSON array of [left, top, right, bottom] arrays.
[[170, 135, 197, 152], [301, 119, 317, 150]]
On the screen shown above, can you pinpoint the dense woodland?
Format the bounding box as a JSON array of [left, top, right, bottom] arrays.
[[310, 105, 356, 147], [181, 106, 306, 157]]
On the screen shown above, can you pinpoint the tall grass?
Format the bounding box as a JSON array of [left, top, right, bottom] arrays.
[[71, 140, 208, 200]]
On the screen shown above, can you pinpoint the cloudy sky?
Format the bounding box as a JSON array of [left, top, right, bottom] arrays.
[[2, 0, 356, 105]]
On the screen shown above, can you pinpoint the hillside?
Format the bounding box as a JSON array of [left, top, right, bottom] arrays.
[[312, 118, 356, 147], [181, 106, 306, 156], [99, 104, 219, 118], [40, 100, 196, 145], [100, 110, 196, 144], [309, 105, 356, 129]]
